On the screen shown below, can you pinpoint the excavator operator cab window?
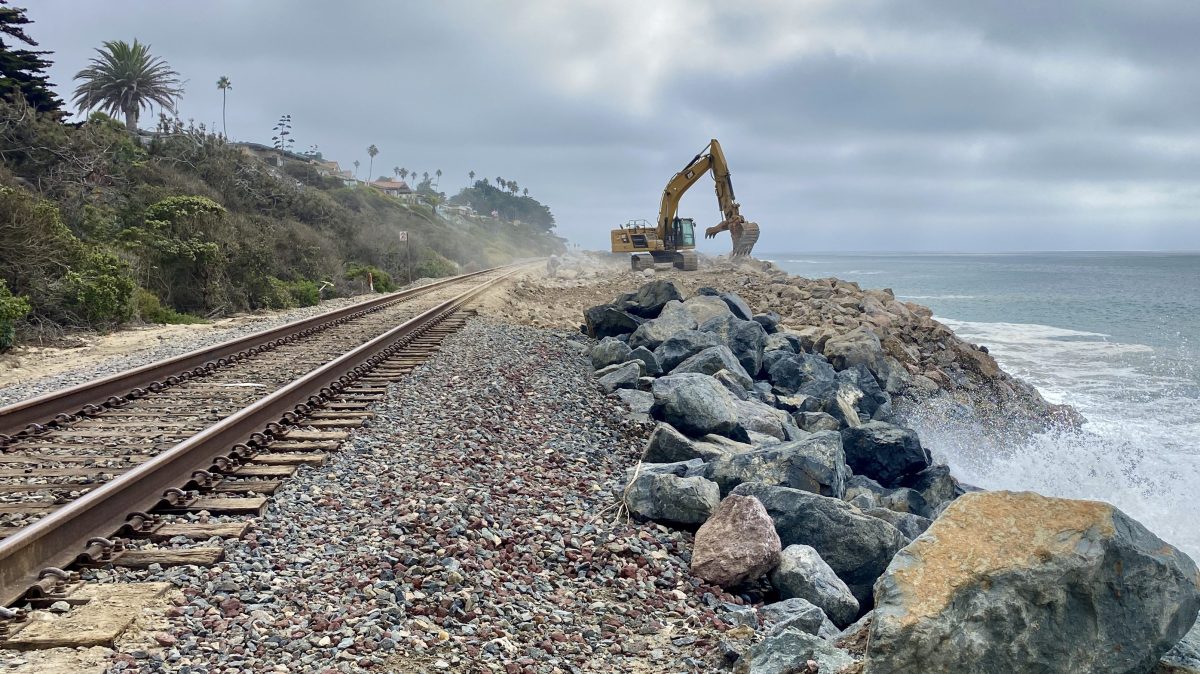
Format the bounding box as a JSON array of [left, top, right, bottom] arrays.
[[675, 218, 695, 246]]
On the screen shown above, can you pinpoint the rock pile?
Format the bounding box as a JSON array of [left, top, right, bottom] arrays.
[[587, 279, 1200, 673]]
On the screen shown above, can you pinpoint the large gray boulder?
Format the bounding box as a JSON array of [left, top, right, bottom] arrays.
[[734, 628, 857, 674], [584, 304, 643, 339], [654, 330, 723, 372], [718, 290, 755, 321], [823, 327, 888, 380], [705, 432, 848, 498], [628, 300, 698, 350], [650, 373, 743, 439], [699, 314, 768, 377], [596, 361, 641, 393], [767, 352, 837, 393], [672, 345, 754, 389], [682, 294, 734, 325], [866, 491, 1200, 674], [764, 333, 796, 354], [627, 346, 663, 376], [760, 597, 832, 637], [691, 494, 781, 588], [862, 507, 932, 541], [623, 472, 720, 526], [732, 482, 908, 606], [841, 421, 931, 488], [617, 279, 684, 318], [591, 337, 633, 370], [770, 544, 860, 627], [643, 423, 737, 463], [614, 389, 653, 417], [1159, 616, 1200, 672], [733, 397, 798, 442], [900, 464, 967, 515], [837, 364, 893, 422]]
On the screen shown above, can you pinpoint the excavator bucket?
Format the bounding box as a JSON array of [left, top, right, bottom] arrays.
[[731, 220, 760, 257]]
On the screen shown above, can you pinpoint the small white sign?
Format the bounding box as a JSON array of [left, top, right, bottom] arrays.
[[398, 231, 408, 242]]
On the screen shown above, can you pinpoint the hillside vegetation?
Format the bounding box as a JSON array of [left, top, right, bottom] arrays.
[[0, 102, 563, 347]]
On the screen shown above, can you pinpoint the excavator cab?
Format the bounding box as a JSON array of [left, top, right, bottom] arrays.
[[670, 218, 696, 248]]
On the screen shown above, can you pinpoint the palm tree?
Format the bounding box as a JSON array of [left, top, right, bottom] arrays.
[[72, 39, 183, 131], [435, 168, 442, 188], [399, 168, 408, 182], [422, 171, 430, 183], [469, 170, 475, 182], [216, 75, 231, 137], [393, 166, 401, 180], [523, 187, 529, 197], [353, 159, 360, 180], [366, 144, 379, 183]]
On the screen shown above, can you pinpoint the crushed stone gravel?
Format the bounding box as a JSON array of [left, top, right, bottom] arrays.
[[92, 318, 748, 673]]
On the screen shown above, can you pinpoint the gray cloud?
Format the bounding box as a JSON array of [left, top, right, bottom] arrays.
[[24, 0, 1200, 252]]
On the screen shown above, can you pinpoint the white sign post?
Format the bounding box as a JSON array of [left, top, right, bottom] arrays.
[[398, 231, 410, 284]]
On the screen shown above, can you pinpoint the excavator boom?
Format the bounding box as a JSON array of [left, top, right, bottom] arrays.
[[659, 139, 760, 258]]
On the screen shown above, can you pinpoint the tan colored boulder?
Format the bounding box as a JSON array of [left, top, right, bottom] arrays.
[[691, 494, 782, 588]]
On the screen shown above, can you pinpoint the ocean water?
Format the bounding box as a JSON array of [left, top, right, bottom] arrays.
[[768, 252, 1200, 559]]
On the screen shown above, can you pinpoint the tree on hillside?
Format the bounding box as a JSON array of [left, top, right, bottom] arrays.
[[435, 168, 442, 188], [271, 113, 293, 151], [72, 39, 182, 130], [366, 144, 378, 183], [392, 166, 400, 180], [216, 75, 231, 137], [352, 159, 360, 180], [399, 168, 408, 181], [0, 1, 62, 114], [422, 171, 429, 183], [468, 170, 475, 182], [523, 187, 528, 196]]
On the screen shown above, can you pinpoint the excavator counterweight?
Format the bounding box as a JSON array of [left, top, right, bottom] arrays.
[[610, 138, 760, 270]]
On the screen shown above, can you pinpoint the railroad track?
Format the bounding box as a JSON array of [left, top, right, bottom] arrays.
[[0, 264, 521, 630]]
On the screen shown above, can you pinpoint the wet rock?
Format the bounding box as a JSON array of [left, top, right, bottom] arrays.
[[732, 482, 908, 606], [734, 628, 857, 674], [866, 491, 1200, 674], [840, 422, 931, 488], [591, 337, 633, 369], [643, 423, 727, 463], [627, 345, 663, 376], [1159, 615, 1200, 673], [691, 494, 781, 588], [836, 365, 892, 422], [705, 432, 848, 498], [899, 464, 966, 515], [584, 304, 644, 339], [823, 327, 889, 381], [596, 361, 641, 393], [623, 472, 720, 526], [672, 345, 754, 389], [769, 544, 860, 627], [753, 312, 782, 334], [618, 279, 685, 318], [877, 487, 931, 519], [654, 330, 723, 372], [629, 300, 698, 350], [651, 373, 744, 439], [766, 353, 837, 394], [699, 314, 769, 377], [760, 597, 829, 636], [795, 411, 842, 433], [682, 295, 734, 325], [862, 508, 932, 541]]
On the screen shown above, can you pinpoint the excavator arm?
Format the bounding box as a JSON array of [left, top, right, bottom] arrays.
[[657, 139, 760, 257]]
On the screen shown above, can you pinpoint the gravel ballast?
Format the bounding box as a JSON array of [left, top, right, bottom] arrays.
[[97, 319, 742, 673]]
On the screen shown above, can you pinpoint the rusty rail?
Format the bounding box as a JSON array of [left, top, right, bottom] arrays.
[[0, 267, 503, 441], [0, 266, 520, 607]]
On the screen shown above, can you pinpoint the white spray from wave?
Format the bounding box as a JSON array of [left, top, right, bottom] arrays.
[[908, 318, 1200, 560]]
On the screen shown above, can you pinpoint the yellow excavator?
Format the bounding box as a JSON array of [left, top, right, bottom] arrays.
[[610, 138, 760, 271]]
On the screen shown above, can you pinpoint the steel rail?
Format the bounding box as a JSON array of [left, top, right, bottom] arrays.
[[0, 266, 520, 607], [0, 267, 505, 440]]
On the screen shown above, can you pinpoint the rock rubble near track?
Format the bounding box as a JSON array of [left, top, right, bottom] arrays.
[[98, 319, 774, 673], [587, 278, 1200, 673]]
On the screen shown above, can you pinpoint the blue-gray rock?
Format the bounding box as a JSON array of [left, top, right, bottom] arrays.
[[699, 314, 768, 380], [866, 491, 1200, 674], [643, 423, 737, 463], [718, 291, 755, 321], [734, 628, 857, 674], [654, 330, 724, 372], [770, 544, 860, 627], [672, 345, 754, 389], [732, 482, 908, 606], [753, 312, 782, 334], [705, 432, 848, 498], [614, 389, 654, 418], [596, 361, 641, 393], [1159, 614, 1200, 673], [734, 397, 799, 442], [627, 346, 663, 376], [591, 337, 633, 369], [623, 472, 720, 526], [899, 464, 967, 515], [623, 459, 706, 490], [877, 487, 931, 519], [767, 353, 837, 394], [617, 279, 684, 318], [795, 411, 842, 433], [823, 327, 889, 383], [682, 295, 734, 325], [841, 421, 931, 488], [760, 597, 829, 636], [650, 373, 743, 439], [628, 300, 698, 350], [763, 333, 796, 354], [862, 508, 932, 541], [837, 364, 893, 422], [584, 304, 644, 339]]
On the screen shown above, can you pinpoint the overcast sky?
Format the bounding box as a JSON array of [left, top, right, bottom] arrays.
[[25, 1, 1200, 253]]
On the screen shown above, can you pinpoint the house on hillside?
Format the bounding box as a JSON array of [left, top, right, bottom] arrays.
[[370, 178, 416, 201], [442, 203, 477, 218]]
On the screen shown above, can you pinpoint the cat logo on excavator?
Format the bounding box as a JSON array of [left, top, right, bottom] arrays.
[[610, 138, 760, 271]]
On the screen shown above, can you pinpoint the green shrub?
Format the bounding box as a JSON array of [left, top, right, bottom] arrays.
[[260, 277, 296, 310], [285, 279, 322, 307], [134, 287, 204, 324], [345, 263, 395, 292], [56, 250, 135, 327], [0, 279, 31, 352]]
